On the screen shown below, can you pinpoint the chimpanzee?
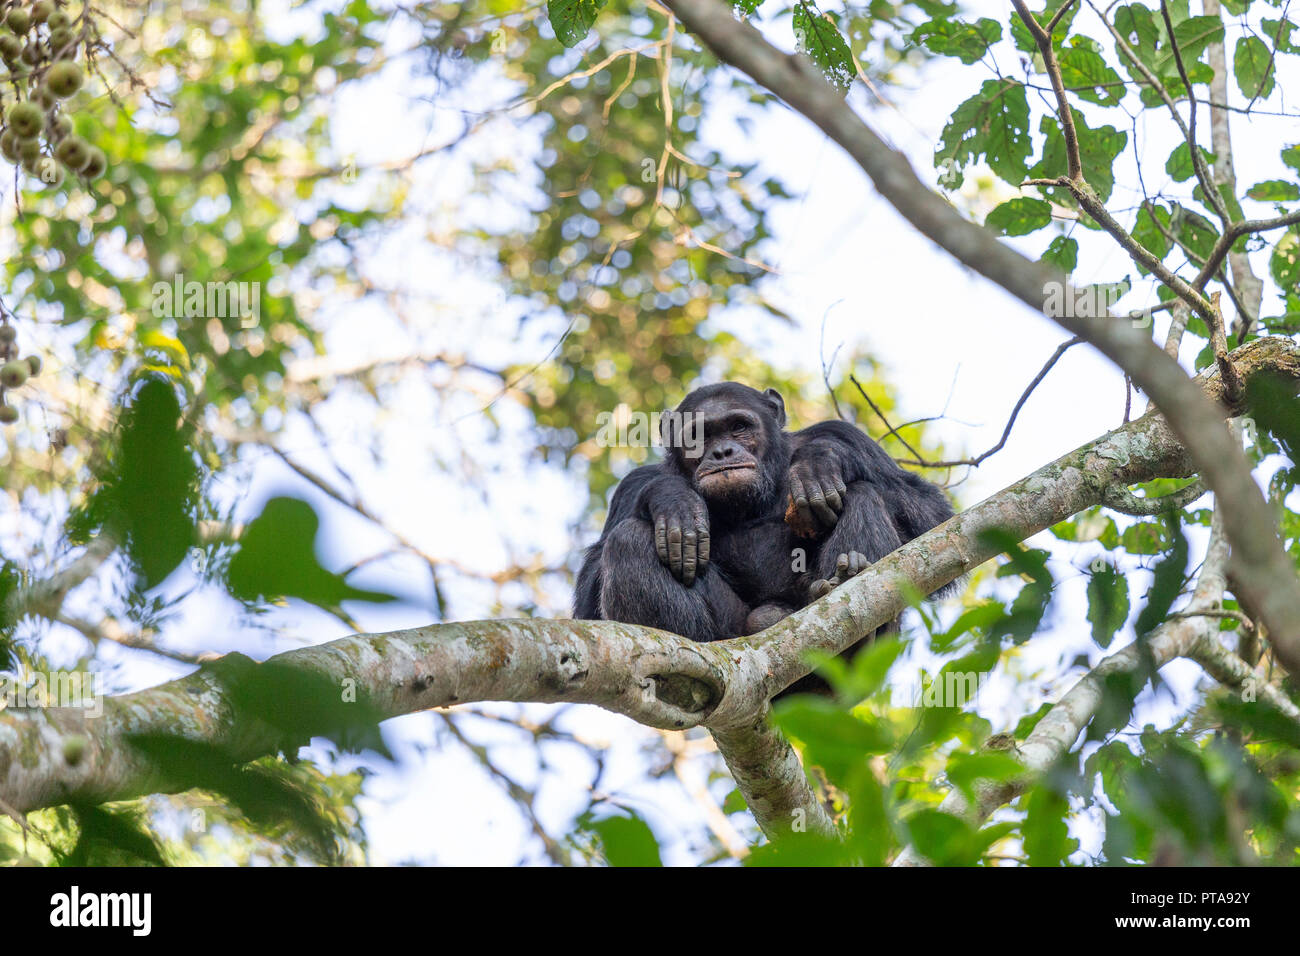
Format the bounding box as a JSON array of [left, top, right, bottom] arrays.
[[572, 382, 955, 695]]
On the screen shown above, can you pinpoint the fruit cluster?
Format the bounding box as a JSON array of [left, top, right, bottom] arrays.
[[0, 1, 105, 189], [0, 322, 41, 424]]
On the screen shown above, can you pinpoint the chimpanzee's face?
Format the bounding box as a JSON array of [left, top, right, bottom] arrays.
[[664, 385, 787, 512], [685, 397, 768, 501]]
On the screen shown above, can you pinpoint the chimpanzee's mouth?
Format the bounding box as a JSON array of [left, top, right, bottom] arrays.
[[698, 462, 756, 479]]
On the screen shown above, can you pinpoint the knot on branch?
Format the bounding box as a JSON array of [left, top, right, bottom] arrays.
[[647, 672, 719, 715]]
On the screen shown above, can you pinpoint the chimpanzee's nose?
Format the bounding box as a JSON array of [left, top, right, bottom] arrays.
[[710, 443, 737, 460]]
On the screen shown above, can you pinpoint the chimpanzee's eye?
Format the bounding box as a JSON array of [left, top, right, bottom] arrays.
[[731, 420, 748, 435]]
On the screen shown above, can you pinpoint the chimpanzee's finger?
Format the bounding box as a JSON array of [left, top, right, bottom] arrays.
[[654, 515, 669, 566], [835, 552, 850, 580], [790, 474, 815, 527], [809, 480, 838, 526], [667, 522, 683, 580], [846, 551, 869, 577], [696, 517, 710, 569], [822, 479, 844, 515], [681, 527, 698, 586], [809, 578, 834, 600]]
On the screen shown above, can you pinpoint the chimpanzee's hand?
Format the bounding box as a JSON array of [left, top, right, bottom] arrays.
[[808, 551, 870, 600], [787, 455, 846, 536], [645, 479, 711, 586]]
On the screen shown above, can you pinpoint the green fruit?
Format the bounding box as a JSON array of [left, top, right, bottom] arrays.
[[6, 8, 31, 34], [78, 144, 104, 178], [34, 84, 58, 109], [0, 33, 20, 61], [0, 404, 19, 424], [19, 38, 40, 64], [26, 354, 41, 376], [47, 112, 71, 138], [44, 59, 80, 97], [0, 359, 28, 388], [6, 100, 43, 138], [0, 129, 19, 161], [53, 133, 86, 169], [47, 25, 72, 55], [31, 1, 55, 24], [47, 9, 70, 30], [0, 325, 15, 344]]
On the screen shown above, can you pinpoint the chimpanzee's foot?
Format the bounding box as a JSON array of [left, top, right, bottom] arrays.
[[743, 602, 796, 634], [807, 551, 870, 600]]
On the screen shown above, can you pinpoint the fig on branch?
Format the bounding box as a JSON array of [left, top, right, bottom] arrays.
[[47, 26, 74, 57], [47, 10, 70, 31], [0, 359, 29, 388], [54, 133, 88, 169], [0, 405, 19, 425], [0, 325, 16, 345], [5, 8, 32, 35], [31, 1, 55, 25], [0, 129, 20, 162], [45, 60, 82, 97], [6, 101, 43, 139], [26, 354, 41, 376], [47, 112, 71, 139], [79, 145, 105, 178]]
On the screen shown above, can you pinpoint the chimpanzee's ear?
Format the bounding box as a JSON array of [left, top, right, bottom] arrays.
[[763, 387, 787, 428]]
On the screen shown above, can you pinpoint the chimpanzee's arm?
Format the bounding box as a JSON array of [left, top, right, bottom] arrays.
[[573, 464, 713, 619], [787, 420, 953, 543]]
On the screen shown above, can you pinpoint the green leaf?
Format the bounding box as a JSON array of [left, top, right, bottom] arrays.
[[905, 809, 980, 865], [1041, 235, 1078, 271], [1234, 36, 1276, 99], [1024, 785, 1077, 865], [74, 377, 199, 589], [986, 197, 1053, 236], [771, 697, 893, 784], [585, 812, 663, 867], [911, 17, 1002, 64], [1057, 48, 1125, 106], [1086, 562, 1130, 648], [935, 79, 1032, 188], [946, 751, 1025, 800], [1132, 204, 1172, 272], [793, 3, 855, 92], [1246, 179, 1300, 201], [548, 0, 607, 48], [1134, 516, 1188, 637], [227, 497, 401, 610], [1010, 0, 1079, 53], [1272, 231, 1300, 296], [1030, 111, 1127, 202], [1164, 141, 1214, 183], [1261, 17, 1298, 54]]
